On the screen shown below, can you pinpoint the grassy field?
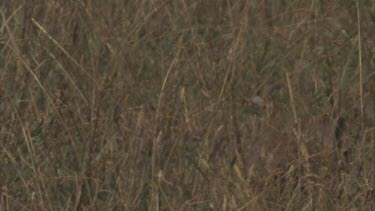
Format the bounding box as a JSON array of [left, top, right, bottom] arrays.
[[0, 1, 374, 210]]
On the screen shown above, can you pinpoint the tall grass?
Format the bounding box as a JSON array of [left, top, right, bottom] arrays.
[[0, 1, 374, 210]]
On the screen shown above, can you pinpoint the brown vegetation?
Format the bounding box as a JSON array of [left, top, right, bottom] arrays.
[[0, 1, 374, 210]]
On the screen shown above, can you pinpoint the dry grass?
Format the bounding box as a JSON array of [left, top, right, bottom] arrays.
[[0, 1, 374, 210]]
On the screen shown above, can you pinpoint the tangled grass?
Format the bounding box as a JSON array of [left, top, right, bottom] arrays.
[[0, 1, 374, 210]]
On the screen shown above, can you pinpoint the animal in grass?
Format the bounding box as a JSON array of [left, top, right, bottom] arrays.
[[315, 114, 346, 166], [259, 114, 346, 173]]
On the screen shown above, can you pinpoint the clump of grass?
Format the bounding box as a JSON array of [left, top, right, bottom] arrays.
[[0, 1, 374, 210]]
